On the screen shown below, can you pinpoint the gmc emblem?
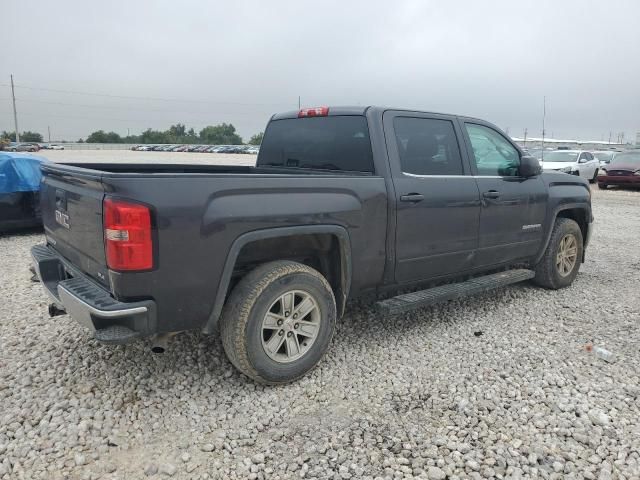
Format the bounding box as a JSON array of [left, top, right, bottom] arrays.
[[55, 210, 70, 229]]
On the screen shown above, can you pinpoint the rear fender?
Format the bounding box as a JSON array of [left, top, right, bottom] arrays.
[[202, 225, 351, 334]]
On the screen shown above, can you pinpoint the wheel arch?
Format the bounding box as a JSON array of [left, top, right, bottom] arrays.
[[535, 204, 591, 265], [203, 225, 352, 334]]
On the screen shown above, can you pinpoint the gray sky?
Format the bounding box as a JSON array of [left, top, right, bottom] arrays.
[[1, 0, 639, 142]]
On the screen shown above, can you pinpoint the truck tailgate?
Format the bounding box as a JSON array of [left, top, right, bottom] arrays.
[[41, 164, 109, 286]]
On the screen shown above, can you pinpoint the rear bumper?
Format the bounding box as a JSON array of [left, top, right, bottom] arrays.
[[31, 244, 156, 343]]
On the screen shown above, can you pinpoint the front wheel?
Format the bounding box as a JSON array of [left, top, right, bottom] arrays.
[[533, 218, 583, 289], [219, 260, 336, 384], [590, 169, 598, 183]]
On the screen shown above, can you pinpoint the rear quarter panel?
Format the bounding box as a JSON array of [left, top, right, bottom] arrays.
[[105, 173, 388, 333]]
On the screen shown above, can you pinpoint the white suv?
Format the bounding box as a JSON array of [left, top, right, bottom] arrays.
[[541, 150, 600, 183]]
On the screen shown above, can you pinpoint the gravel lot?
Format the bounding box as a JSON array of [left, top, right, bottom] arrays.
[[1, 183, 640, 480]]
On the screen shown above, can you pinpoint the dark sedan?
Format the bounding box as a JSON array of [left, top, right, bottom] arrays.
[[597, 151, 640, 189]]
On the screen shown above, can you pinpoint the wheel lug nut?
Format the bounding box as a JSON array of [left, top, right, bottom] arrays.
[[278, 330, 284, 336], [287, 332, 293, 337], [293, 313, 298, 319], [294, 323, 299, 329], [285, 311, 290, 317], [277, 319, 283, 326]]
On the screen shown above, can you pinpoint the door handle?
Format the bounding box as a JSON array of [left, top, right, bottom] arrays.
[[400, 193, 425, 202], [482, 190, 500, 199]]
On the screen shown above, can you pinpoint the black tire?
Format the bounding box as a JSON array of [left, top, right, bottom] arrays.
[[219, 260, 336, 384], [533, 217, 583, 289], [598, 183, 608, 190], [589, 169, 598, 183]]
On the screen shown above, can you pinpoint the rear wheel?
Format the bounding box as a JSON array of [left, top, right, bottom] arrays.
[[590, 169, 598, 183], [219, 260, 336, 384], [533, 218, 583, 289]]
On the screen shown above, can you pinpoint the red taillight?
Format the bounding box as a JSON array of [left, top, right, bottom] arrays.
[[298, 107, 329, 118], [103, 198, 153, 271]]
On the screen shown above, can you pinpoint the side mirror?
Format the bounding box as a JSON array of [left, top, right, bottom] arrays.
[[578, 157, 588, 164], [519, 155, 542, 177]]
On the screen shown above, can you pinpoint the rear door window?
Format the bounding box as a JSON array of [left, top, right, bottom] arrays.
[[393, 117, 464, 175], [257, 116, 374, 173]]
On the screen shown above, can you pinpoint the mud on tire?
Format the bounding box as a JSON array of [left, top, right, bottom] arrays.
[[533, 217, 583, 289], [219, 260, 336, 384]]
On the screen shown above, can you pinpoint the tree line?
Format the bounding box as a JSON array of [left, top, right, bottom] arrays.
[[1, 131, 44, 142], [1, 123, 264, 145]]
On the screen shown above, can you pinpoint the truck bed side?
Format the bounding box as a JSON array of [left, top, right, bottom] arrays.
[[40, 164, 388, 335]]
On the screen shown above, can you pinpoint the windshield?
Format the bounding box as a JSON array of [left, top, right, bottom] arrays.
[[594, 152, 614, 161], [611, 152, 640, 165], [542, 151, 579, 162]]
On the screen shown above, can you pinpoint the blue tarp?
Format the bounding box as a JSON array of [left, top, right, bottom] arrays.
[[0, 153, 47, 194]]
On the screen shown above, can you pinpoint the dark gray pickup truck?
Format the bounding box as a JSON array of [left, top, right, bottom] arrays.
[[32, 106, 592, 383]]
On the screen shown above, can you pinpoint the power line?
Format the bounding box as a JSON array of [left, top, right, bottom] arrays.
[[0, 109, 271, 123], [0, 97, 277, 115], [0, 83, 289, 108]]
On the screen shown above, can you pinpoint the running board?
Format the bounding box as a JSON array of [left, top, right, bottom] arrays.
[[376, 269, 535, 315]]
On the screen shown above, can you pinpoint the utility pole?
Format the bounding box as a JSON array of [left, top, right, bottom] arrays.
[[608, 132, 612, 145], [48, 126, 51, 143], [298, 96, 301, 109], [10, 74, 20, 143], [541, 96, 546, 161], [523, 128, 528, 148]]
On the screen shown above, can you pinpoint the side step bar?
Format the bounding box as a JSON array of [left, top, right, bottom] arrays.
[[376, 269, 535, 315]]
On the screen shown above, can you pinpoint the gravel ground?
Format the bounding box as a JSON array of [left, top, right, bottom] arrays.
[[1, 187, 639, 480]]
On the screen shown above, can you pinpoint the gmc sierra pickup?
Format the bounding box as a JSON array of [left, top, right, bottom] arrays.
[[32, 106, 592, 383]]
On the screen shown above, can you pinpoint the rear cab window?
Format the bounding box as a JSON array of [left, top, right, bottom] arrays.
[[257, 116, 374, 173]]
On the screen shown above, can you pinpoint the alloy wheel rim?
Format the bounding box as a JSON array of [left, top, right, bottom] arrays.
[[556, 234, 578, 277], [260, 290, 321, 363]]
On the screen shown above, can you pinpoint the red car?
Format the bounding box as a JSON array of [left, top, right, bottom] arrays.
[[598, 151, 640, 189]]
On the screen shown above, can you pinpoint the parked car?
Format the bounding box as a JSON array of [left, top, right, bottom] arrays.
[[49, 144, 65, 150], [593, 151, 617, 167], [219, 146, 233, 153], [0, 153, 44, 232], [15, 143, 41, 152], [541, 150, 599, 183], [597, 151, 640, 189], [32, 106, 592, 384]]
